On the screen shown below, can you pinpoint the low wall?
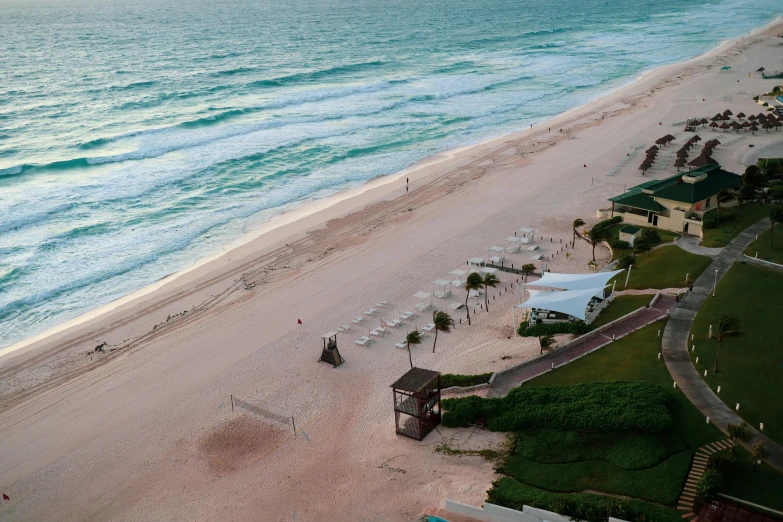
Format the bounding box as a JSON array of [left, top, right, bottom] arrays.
[[441, 383, 490, 394], [742, 254, 783, 272], [443, 500, 629, 522]]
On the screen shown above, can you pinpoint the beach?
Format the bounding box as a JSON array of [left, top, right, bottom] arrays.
[[1, 19, 782, 521]]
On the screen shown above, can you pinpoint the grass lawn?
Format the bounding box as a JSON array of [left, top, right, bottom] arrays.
[[610, 246, 712, 290], [689, 263, 783, 446], [483, 320, 783, 514], [701, 202, 768, 248], [605, 223, 680, 260], [591, 294, 652, 328], [744, 225, 783, 265]]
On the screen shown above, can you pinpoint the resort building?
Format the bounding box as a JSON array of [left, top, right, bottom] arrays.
[[600, 164, 740, 238]]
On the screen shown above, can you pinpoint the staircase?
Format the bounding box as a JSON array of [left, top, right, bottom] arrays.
[[678, 439, 733, 521]]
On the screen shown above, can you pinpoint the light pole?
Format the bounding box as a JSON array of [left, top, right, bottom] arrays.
[[713, 269, 718, 297]]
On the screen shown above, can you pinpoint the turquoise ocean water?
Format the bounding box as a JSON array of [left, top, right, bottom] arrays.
[[0, 0, 780, 349]]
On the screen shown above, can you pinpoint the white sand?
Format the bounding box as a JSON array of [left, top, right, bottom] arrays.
[[1, 20, 782, 521]]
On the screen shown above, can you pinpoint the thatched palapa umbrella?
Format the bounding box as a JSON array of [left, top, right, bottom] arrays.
[[723, 109, 733, 117], [750, 124, 759, 134], [639, 161, 652, 174], [736, 112, 745, 119], [719, 122, 730, 131], [741, 121, 751, 129], [689, 135, 702, 143], [674, 157, 687, 171], [646, 145, 659, 153], [677, 150, 689, 158], [749, 114, 757, 121], [709, 121, 719, 129], [689, 155, 719, 168]]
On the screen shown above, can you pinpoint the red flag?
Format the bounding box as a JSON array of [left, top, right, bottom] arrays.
[[297, 319, 302, 325], [3, 494, 9, 501], [583, 164, 586, 168]]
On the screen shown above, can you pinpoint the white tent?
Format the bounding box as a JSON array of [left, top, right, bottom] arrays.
[[517, 227, 536, 237], [433, 279, 452, 298], [414, 291, 432, 311], [505, 236, 522, 253], [450, 269, 467, 288], [515, 287, 606, 321], [532, 270, 623, 295], [468, 257, 485, 267], [488, 246, 505, 264]]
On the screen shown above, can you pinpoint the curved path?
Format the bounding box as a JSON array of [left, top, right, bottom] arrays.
[[676, 234, 724, 257], [662, 218, 783, 473]]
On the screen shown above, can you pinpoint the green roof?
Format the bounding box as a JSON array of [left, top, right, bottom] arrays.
[[609, 192, 667, 212], [609, 165, 740, 208], [620, 225, 641, 235]]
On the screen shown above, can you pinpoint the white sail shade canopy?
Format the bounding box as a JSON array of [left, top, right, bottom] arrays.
[[515, 287, 606, 321], [532, 270, 623, 293]]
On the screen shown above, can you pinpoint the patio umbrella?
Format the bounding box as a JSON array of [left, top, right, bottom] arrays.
[[723, 109, 733, 117], [677, 150, 689, 158], [750, 125, 759, 134], [700, 118, 709, 125], [741, 121, 752, 129], [711, 139, 721, 145], [639, 161, 652, 174], [646, 145, 659, 153], [749, 115, 757, 121], [736, 112, 746, 119], [709, 122, 719, 129], [655, 137, 665, 145], [719, 122, 730, 131], [757, 67, 765, 72], [689, 135, 701, 143], [757, 113, 766, 119]]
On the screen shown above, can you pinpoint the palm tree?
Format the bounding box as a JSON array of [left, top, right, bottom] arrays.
[[463, 272, 483, 326], [583, 226, 607, 262], [405, 330, 422, 369], [726, 422, 751, 453], [538, 335, 555, 355], [431, 310, 452, 353], [750, 441, 771, 471], [572, 218, 585, 244], [771, 207, 783, 248], [521, 263, 536, 282], [714, 316, 742, 373], [715, 188, 734, 227], [481, 272, 500, 312], [735, 185, 757, 229], [617, 253, 636, 270]]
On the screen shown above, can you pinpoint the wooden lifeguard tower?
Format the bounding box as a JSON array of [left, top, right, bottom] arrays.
[[391, 367, 441, 441], [318, 332, 345, 368]]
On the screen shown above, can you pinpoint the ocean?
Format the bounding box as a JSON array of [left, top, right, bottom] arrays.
[[0, 0, 779, 349]]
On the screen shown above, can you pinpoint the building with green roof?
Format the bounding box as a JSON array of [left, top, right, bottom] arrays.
[[602, 164, 740, 238]]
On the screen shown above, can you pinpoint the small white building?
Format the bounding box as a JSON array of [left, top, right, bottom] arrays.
[[618, 225, 641, 246]]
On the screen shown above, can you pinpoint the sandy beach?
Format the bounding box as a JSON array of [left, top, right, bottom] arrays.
[[1, 19, 782, 521]]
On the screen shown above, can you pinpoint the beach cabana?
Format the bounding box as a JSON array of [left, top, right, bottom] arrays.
[[413, 291, 433, 312], [505, 236, 523, 253], [737, 112, 745, 119], [450, 269, 467, 288], [488, 246, 506, 265], [481, 266, 499, 276], [468, 257, 485, 270], [433, 279, 452, 299], [723, 109, 733, 117], [391, 368, 441, 441], [517, 227, 537, 240]]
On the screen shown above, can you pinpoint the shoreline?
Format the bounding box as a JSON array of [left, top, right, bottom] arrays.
[[2, 17, 783, 521], [3, 15, 780, 361]]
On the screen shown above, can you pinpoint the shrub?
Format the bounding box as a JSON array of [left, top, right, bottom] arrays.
[[487, 479, 684, 522], [641, 228, 660, 243], [706, 452, 735, 473], [694, 468, 724, 513], [440, 372, 493, 388], [517, 320, 591, 337], [514, 429, 688, 470], [442, 381, 673, 433], [611, 239, 630, 249], [617, 253, 636, 270]]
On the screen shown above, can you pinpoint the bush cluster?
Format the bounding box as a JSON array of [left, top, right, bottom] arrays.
[[487, 478, 683, 522], [593, 216, 623, 236], [517, 320, 591, 337], [611, 239, 630, 249], [702, 207, 737, 229], [514, 429, 688, 470], [440, 372, 493, 388], [442, 381, 673, 433]]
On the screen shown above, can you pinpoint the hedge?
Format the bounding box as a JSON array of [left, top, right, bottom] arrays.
[[487, 478, 683, 522], [440, 372, 493, 388], [442, 381, 673, 433], [517, 320, 591, 337], [501, 451, 692, 505], [514, 429, 688, 470]]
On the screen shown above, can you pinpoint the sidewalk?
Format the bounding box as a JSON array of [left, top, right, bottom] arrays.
[[488, 294, 676, 398], [676, 234, 724, 257], [662, 218, 783, 473]]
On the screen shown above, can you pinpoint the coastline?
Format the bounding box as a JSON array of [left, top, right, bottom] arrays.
[[1, 16, 783, 522], [3, 15, 780, 361]]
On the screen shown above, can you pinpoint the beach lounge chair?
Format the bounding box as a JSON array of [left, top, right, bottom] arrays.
[[355, 338, 367, 346], [386, 319, 401, 328], [395, 341, 407, 349], [421, 323, 436, 332], [352, 316, 364, 324], [449, 302, 464, 311], [364, 308, 377, 315]]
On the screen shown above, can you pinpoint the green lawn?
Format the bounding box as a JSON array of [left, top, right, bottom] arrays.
[[592, 294, 652, 328], [701, 202, 769, 248], [689, 263, 783, 446], [610, 246, 712, 290], [744, 225, 783, 265], [605, 223, 680, 261], [481, 320, 783, 515]]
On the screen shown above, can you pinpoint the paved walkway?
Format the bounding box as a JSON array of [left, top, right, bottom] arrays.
[[676, 234, 724, 257], [488, 294, 676, 398], [677, 439, 733, 521], [662, 218, 783, 473]]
